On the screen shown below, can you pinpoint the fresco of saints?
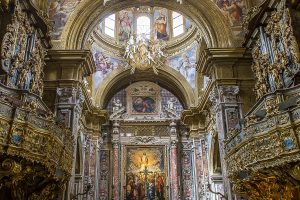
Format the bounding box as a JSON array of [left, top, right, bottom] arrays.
[[94, 52, 113, 76], [154, 10, 169, 40], [156, 174, 165, 199], [48, 0, 82, 39], [177, 53, 195, 79], [119, 11, 133, 42], [216, 0, 244, 26]]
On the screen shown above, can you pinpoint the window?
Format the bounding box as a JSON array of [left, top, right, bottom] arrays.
[[136, 16, 151, 40], [104, 14, 116, 37], [172, 11, 184, 37]]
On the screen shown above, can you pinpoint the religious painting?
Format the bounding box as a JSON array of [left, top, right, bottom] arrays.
[[118, 10, 134, 42], [214, 0, 246, 26], [132, 96, 156, 114], [125, 146, 167, 200], [154, 8, 169, 41], [167, 44, 197, 88], [92, 44, 126, 90], [48, 0, 82, 39]]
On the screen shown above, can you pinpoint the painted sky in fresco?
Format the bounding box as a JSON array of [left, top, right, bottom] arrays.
[[48, 0, 82, 39], [167, 44, 197, 88]]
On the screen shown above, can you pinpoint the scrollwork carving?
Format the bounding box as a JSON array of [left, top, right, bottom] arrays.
[[0, 1, 46, 96]]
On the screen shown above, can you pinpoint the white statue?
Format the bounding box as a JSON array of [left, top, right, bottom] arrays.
[[147, 51, 156, 65], [167, 97, 176, 111], [112, 98, 123, 113]]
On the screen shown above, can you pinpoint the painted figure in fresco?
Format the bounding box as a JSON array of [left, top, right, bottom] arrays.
[[133, 97, 155, 113], [147, 179, 155, 200], [156, 174, 165, 199], [126, 174, 136, 200], [155, 10, 168, 40], [94, 52, 112, 75], [48, 0, 82, 38], [216, 0, 244, 26], [119, 11, 132, 42], [178, 53, 194, 79]]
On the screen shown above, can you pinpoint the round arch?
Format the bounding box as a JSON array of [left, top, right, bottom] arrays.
[[58, 0, 235, 49], [94, 67, 195, 109]]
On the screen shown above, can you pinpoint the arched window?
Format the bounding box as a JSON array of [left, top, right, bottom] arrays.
[[104, 14, 116, 37], [172, 11, 184, 37], [136, 16, 151, 40]]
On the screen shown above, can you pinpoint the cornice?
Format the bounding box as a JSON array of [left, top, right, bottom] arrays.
[[92, 26, 200, 58], [45, 50, 95, 76], [197, 48, 250, 76]]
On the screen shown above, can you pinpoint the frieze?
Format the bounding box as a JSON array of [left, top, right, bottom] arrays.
[[124, 136, 169, 145]]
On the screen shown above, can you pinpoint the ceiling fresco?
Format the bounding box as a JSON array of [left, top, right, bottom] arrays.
[[92, 42, 198, 91], [167, 43, 197, 88], [92, 43, 127, 91], [48, 0, 82, 40], [98, 7, 193, 43], [47, 0, 246, 40]]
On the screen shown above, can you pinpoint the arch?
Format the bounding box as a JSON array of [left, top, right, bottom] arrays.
[[57, 0, 235, 49], [94, 67, 195, 109]]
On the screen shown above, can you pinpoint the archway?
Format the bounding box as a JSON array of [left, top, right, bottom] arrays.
[[95, 67, 195, 109]]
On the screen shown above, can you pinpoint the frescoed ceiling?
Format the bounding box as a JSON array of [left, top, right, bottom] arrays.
[[43, 0, 257, 108]]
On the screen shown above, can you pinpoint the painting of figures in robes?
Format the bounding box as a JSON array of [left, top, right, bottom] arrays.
[[92, 44, 127, 91], [154, 8, 169, 41], [48, 0, 82, 39], [125, 146, 167, 200], [118, 10, 134, 42], [214, 0, 246, 26], [167, 44, 197, 89]]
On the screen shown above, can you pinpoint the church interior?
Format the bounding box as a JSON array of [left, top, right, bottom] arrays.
[[0, 0, 300, 199]]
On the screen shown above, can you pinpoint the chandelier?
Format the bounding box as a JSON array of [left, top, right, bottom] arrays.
[[123, 35, 167, 75], [104, 0, 183, 6]]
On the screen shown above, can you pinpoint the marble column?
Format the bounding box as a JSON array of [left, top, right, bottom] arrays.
[[210, 85, 242, 199], [55, 87, 85, 199], [169, 121, 179, 199], [112, 121, 120, 200]]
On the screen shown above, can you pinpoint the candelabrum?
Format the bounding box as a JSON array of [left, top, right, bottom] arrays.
[[123, 34, 167, 75]]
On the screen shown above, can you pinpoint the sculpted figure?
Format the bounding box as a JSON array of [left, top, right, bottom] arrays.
[[112, 98, 123, 113]]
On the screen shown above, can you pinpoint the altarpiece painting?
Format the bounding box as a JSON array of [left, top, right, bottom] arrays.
[[124, 146, 167, 200]]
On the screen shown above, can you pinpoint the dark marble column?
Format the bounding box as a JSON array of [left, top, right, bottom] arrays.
[[112, 121, 120, 200], [170, 121, 179, 199]]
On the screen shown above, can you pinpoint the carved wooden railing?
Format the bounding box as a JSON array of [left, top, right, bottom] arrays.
[[0, 83, 74, 199]]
